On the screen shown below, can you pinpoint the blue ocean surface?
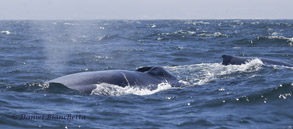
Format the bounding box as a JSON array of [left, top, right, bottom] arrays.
[[0, 20, 292, 129]]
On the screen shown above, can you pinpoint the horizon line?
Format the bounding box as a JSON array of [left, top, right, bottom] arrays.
[[1, 18, 293, 21]]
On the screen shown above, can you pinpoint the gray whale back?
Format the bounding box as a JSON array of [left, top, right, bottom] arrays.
[[222, 55, 293, 67], [47, 66, 179, 94]]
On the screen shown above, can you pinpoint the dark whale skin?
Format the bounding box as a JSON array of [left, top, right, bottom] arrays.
[[47, 66, 180, 94]]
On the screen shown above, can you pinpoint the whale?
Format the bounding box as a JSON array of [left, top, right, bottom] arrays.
[[47, 66, 180, 94], [222, 55, 293, 67]]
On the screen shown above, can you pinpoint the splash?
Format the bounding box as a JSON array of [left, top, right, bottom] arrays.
[[166, 59, 264, 86], [91, 82, 173, 96]]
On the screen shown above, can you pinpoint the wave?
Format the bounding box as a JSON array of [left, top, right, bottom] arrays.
[[235, 35, 293, 47], [161, 30, 196, 36], [198, 32, 228, 37], [229, 83, 293, 104], [97, 34, 130, 41], [265, 35, 293, 46], [154, 30, 197, 41], [63, 22, 79, 26], [154, 30, 227, 41], [184, 21, 210, 25], [97, 35, 112, 41], [200, 83, 293, 109]]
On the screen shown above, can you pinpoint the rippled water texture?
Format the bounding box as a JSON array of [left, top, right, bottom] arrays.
[[0, 20, 292, 129]]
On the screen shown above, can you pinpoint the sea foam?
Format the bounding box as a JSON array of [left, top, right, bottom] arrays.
[[91, 82, 173, 96]]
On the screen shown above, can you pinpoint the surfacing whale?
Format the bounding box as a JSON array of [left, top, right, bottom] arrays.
[[47, 66, 179, 94], [222, 55, 293, 67]]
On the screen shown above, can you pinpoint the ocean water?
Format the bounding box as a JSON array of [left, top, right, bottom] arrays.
[[0, 20, 292, 129]]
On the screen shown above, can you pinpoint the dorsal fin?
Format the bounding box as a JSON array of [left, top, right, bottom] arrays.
[[222, 55, 233, 65], [136, 66, 153, 72]]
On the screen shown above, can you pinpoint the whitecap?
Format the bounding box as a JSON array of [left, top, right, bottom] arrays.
[[64, 23, 72, 25], [198, 32, 227, 37], [1, 31, 11, 35], [266, 35, 293, 46], [94, 55, 110, 59], [184, 21, 210, 25], [173, 30, 196, 35], [157, 37, 163, 40], [63, 23, 78, 26], [97, 35, 111, 41]]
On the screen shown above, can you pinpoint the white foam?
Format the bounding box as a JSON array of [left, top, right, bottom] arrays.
[[97, 35, 111, 41], [91, 59, 265, 96], [198, 32, 227, 37], [157, 37, 163, 40], [63, 23, 78, 26], [184, 21, 210, 25], [174, 30, 196, 35], [1, 31, 11, 35], [165, 59, 263, 86], [91, 82, 173, 96]]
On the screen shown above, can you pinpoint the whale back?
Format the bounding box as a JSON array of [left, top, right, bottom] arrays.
[[136, 66, 153, 72], [222, 55, 293, 67], [222, 55, 252, 65], [47, 66, 180, 94]]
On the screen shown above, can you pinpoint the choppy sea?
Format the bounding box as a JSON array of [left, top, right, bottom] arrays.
[[0, 20, 292, 129]]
